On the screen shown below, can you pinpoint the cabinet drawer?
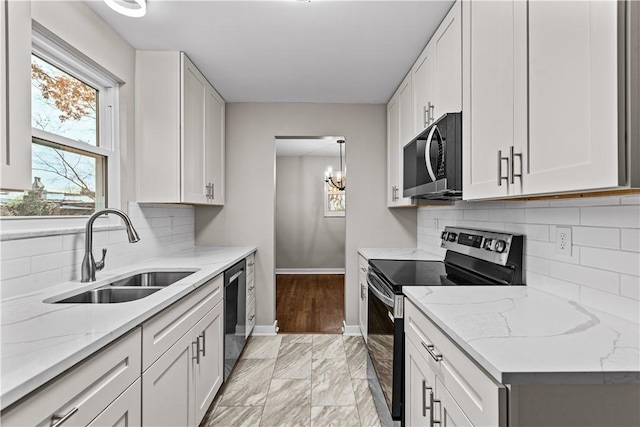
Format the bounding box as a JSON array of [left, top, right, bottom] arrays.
[[246, 253, 255, 276], [405, 299, 506, 427], [246, 298, 256, 338], [2, 328, 141, 427], [142, 274, 223, 370]]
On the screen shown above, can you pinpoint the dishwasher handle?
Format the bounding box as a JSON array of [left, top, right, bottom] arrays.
[[228, 270, 243, 284]]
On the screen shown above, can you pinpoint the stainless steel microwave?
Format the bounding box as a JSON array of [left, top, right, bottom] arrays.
[[403, 112, 462, 200]]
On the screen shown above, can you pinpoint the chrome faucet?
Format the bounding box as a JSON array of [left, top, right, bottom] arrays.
[[81, 208, 141, 282]]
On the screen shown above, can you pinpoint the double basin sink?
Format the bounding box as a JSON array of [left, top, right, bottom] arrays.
[[49, 271, 196, 304]]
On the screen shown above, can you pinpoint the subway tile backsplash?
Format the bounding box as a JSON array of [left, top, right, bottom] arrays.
[[0, 203, 194, 299], [417, 195, 640, 323]]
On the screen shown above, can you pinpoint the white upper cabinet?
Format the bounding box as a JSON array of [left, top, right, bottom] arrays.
[[387, 73, 415, 207], [463, 0, 629, 200], [524, 0, 622, 195], [0, 0, 32, 191], [413, 0, 462, 136], [462, 0, 525, 200], [136, 51, 225, 205]]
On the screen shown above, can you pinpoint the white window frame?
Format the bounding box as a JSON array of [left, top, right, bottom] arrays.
[[1, 23, 122, 231]]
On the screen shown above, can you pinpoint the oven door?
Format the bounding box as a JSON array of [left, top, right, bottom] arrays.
[[367, 271, 403, 423]]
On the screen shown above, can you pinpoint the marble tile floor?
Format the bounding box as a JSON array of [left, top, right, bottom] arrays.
[[202, 334, 381, 427]]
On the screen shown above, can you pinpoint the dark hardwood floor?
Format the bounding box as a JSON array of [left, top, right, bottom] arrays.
[[276, 274, 344, 334]]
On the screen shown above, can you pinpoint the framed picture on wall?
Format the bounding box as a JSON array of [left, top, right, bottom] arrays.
[[324, 182, 345, 217]]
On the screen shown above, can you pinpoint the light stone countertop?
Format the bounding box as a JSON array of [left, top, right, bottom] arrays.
[[0, 245, 256, 410], [358, 247, 442, 261], [404, 286, 640, 385]]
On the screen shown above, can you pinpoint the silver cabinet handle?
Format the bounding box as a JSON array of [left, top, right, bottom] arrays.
[[360, 266, 367, 273], [360, 283, 364, 299], [192, 340, 200, 364], [51, 407, 78, 427], [429, 102, 435, 124], [421, 341, 443, 362], [199, 331, 206, 357], [430, 389, 441, 426], [248, 285, 255, 291], [249, 314, 255, 321], [510, 146, 522, 184], [422, 380, 432, 418], [497, 150, 509, 186]]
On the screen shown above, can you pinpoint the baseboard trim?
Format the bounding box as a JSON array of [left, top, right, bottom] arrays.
[[275, 268, 345, 275], [252, 321, 279, 336], [342, 323, 362, 336]]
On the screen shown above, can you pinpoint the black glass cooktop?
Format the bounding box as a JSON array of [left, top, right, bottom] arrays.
[[369, 259, 498, 293]]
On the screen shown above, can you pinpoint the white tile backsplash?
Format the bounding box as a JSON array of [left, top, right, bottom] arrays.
[[418, 195, 640, 322], [0, 202, 195, 299]]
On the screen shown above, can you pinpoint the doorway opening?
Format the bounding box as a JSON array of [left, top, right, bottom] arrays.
[[274, 136, 347, 333]]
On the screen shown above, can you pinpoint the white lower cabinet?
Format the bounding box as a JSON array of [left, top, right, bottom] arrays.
[[1, 329, 142, 427], [142, 275, 224, 427], [358, 255, 368, 341]]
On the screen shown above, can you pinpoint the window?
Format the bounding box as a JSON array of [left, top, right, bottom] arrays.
[[324, 182, 345, 217], [0, 29, 119, 217]]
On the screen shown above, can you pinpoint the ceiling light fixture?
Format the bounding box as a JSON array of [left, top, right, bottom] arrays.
[[104, 0, 146, 18], [325, 139, 346, 191]]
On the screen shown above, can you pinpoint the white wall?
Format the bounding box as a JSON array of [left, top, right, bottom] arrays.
[[195, 103, 417, 330], [276, 155, 345, 270], [31, 0, 136, 209], [417, 195, 640, 322], [1, 203, 195, 299]]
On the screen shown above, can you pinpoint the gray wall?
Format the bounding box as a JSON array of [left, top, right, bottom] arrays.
[[195, 103, 417, 329], [276, 155, 345, 270]]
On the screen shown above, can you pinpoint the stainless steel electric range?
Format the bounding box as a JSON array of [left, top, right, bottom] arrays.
[[365, 227, 524, 426]]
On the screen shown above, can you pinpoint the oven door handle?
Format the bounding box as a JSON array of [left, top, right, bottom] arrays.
[[368, 279, 394, 309]]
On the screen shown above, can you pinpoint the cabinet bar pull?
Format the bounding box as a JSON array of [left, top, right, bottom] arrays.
[[421, 341, 443, 362], [249, 314, 255, 321], [428, 102, 435, 124], [510, 146, 522, 184], [50, 407, 78, 427], [430, 391, 441, 426], [423, 105, 429, 128], [497, 150, 509, 186], [199, 331, 206, 357], [422, 380, 433, 418], [248, 285, 255, 291]]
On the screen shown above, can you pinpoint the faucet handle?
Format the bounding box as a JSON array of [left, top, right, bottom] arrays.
[[96, 248, 107, 271]]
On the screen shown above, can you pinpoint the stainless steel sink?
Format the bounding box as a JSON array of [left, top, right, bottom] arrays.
[[108, 271, 195, 287], [53, 287, 161, 304], [48, 270, 196, 304]]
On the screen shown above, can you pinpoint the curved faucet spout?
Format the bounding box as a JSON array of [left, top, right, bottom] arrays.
[[81, 208, 141, 283]]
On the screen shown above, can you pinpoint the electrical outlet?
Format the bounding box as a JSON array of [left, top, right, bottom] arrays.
[[555, 227, 572, 256]]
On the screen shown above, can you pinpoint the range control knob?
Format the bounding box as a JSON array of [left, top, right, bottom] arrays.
[[494, 240, 507, 253], [441, 231, 448, 241], [447, 232, 457, 242], [483, 239, 493, 250]]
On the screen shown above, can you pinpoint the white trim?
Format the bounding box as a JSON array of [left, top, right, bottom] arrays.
[[342, 322, 361, 336], [275, 268, 345, 275], [251, 321, 279, 336]]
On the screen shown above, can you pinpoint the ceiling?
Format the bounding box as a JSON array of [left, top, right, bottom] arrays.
[[85, 0, 455, 104], [275, 137, 344, 157]]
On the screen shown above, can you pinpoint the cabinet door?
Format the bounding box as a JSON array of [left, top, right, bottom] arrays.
[[205, 86, 225, 205], [193, 301, 224, 425], [405, 337, 437, 427], [142, 330, 195, 427], [87, 379, 141, 427], [436, 378, 474, 427], [413, 44, 435, 135], [524, 0, 622, 195], [0, 0, 31, 191], [387, 92, 400, 206], [181, 54, 208, 204], [462, 0, 526, 200], [433, 0, 462, 119]]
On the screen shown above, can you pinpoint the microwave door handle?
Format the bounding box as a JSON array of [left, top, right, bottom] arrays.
[[368, 279, 394, 308], [424, 125, 438, 182]]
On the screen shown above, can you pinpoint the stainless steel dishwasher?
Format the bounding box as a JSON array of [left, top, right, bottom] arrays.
[[223, 259, 247, 380]]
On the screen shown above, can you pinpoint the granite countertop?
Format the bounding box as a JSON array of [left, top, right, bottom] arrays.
[[404, 286, 640, 385], [358, 247, 442, 261], [0, 245, 256, 410]]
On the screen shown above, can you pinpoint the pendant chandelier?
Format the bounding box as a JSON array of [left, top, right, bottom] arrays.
[[325, 139, 346, 191]]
